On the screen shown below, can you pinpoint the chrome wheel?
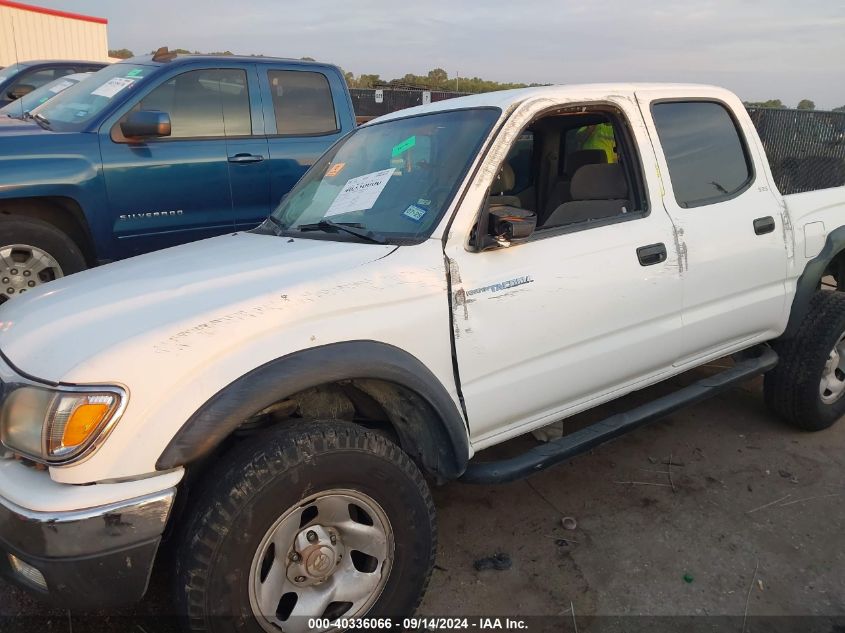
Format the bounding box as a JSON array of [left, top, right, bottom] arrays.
[[820, 332, 845, 404], [0, 244, 63, 304], [248, 489, 394, 633]]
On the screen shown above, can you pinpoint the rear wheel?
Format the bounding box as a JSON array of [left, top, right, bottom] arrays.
[[0, 216, 86, 304], [765, 290, 845, 430], [176, 421, 436, 633]]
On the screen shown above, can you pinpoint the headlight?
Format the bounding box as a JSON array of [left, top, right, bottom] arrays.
[[1, 381, 126, 464]]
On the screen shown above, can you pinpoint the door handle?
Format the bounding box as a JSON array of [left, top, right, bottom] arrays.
[[637, 242, 667, 266], [754, 216, 775, 235], [228, 153, 264, 163]]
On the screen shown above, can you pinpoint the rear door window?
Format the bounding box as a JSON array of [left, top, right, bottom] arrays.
[[651, 101, 753, 207], [267, 70, 337, 135]]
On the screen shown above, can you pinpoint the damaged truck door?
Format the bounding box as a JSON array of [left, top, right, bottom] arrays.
[[446, 97, 684, 446], [636, 89, 790, 361]]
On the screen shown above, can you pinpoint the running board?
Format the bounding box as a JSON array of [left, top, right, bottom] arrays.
[[460, 346, 778, 484]]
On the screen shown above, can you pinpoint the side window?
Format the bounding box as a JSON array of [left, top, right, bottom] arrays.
[[267, 70, 337, 135], [529, 111, 646, 232], [11, 68, 63, 92], [652, 101, 752, 207], [136, 68, 251, 138]]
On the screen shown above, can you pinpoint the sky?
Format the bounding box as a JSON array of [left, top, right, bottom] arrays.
[[42, 0, 845, 109]]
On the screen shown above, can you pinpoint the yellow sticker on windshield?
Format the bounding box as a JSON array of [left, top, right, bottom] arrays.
[[326, 162, 346, 177]]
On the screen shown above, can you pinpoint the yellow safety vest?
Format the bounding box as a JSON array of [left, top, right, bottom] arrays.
[[578, 123, 617, 163]]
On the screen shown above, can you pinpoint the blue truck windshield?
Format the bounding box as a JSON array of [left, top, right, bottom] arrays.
[[34, 63, 153, 131], [270, 107, 500, 243]]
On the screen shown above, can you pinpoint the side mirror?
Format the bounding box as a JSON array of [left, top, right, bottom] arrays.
[[8, 84, 34, 100], [485, 206, 536, 248], [120, 110, 171, 139]]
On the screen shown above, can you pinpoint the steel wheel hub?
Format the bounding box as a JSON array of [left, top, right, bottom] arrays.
[[820, 333, 845, 404], [249, 489, 393, 633], [0, 244, 63, 304]]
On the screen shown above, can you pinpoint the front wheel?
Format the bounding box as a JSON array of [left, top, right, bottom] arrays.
[[765, 290, 845, 430], [0, 215, 87, 304], [176, 421, 436, 633]]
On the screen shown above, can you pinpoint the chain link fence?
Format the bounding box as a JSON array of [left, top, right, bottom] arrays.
[[747, 107, 845, 195], [349, 88, 467, 119]]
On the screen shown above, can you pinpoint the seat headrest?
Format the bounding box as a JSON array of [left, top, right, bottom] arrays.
[[563, 149, 607, 177], [491, 162, 515, 195], [570, 164, 628, 200]]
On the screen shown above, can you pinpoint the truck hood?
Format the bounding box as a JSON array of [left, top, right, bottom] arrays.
[[0, 115, 51, 135], [0, 232, 396, 381]]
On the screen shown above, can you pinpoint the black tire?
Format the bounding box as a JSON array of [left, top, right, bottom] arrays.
[[765, 290, 845, 430], [175, 420, 436, 632], [0, 215, 87, 302]]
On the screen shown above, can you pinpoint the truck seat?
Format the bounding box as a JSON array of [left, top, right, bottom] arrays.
[[543, 164, 629, 228], [541, 149, 607, 224]]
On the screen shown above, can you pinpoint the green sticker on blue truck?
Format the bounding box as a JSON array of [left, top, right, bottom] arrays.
[[126, 68, 144, 78], [391, 135, 416, 157]]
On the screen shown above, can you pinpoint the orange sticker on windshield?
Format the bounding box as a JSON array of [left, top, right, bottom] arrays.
[[326, 163, 346, 177]]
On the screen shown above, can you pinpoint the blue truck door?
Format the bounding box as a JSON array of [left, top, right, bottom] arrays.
[[252, 65, 349, 225], [99, 67, 246, 258], [228, 65, 271, 231]]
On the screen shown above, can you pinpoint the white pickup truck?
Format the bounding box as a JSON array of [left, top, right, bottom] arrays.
[[1, 84, 844, 632]]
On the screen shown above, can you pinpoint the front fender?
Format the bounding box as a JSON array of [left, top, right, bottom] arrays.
[[156, 341, 471, 480]]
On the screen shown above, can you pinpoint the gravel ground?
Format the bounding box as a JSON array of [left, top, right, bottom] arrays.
[[2, 363, 844, 632]]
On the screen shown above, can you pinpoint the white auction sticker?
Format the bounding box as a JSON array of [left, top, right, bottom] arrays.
[[91, 77, 135, 98], [48, 80, 74, 94], [324, 168, 395, 217]]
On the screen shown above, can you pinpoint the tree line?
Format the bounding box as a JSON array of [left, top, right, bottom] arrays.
[[109, 50, 844, 110]]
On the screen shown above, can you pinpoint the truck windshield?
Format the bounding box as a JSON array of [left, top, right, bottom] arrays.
[[34, 63, 153, 132], [269, 107, 501, 243]]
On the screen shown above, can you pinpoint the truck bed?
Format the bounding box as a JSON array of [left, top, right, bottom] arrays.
[[749, 107, 845, 195]]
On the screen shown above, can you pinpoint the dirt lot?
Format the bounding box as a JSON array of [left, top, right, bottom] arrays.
[[2, 363, 844, 631]]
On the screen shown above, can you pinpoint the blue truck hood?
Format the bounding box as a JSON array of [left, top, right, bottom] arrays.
[[0, 115, 50, 135]]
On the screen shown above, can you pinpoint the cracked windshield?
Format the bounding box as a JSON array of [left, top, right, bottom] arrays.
[[269, 107, 500, 242]]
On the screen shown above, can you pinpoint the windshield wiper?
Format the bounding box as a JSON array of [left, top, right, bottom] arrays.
[[296, 220, 388, 244], [32, 113, 51, 130]]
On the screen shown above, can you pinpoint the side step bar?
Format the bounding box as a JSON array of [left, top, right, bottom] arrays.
[[460, 346, 778, 484]]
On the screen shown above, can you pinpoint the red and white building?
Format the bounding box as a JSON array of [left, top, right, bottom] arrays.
[[0, 1, 111, 67]]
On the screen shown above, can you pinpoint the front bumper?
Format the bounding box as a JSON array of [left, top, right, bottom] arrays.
[[0, 483, 176, 608]]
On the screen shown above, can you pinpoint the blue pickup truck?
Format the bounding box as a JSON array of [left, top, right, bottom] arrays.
[[0, 51, 355, 303]]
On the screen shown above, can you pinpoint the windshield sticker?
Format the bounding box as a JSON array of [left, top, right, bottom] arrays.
[[91, 77, 135, 98], [324, 168, 395, 217], [125, 68, 144, 78], [417, 198, 431, 207], [391, 135, 416, 157], [48, 79, 74, 94], [326, 162, 346, 178], [403, 204, 428, 222]]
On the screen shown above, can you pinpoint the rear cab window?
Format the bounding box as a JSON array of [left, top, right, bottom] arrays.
[[651, 101, 753, 208]]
